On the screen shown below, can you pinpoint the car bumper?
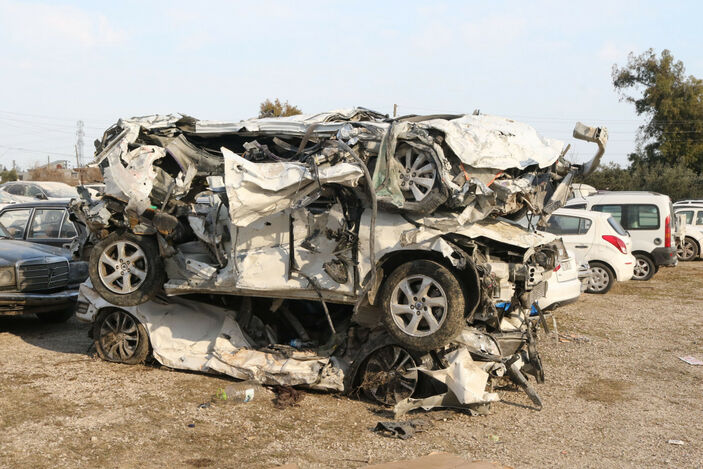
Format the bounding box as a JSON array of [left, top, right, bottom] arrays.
[[612, 254, 636, 281], [536, 276, 582, 311], [0, 289, 78, 314], [652, 247, 678, 267]]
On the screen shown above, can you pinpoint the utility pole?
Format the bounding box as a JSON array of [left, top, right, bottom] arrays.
[[393, 104, 398, 118], [75, 120, 85, 168]]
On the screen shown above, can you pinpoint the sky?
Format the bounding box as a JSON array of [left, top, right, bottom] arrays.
[[0, 0, 701, 171]]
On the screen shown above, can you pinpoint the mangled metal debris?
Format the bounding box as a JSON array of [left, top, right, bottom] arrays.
[[71, 106, 609, 413]]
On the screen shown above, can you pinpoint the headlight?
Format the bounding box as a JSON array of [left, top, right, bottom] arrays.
[[0, 266, 16, 287], [69, 261, 89, 283]]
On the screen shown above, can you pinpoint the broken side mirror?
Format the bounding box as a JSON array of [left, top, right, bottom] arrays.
[[573, 122, 608, 177]]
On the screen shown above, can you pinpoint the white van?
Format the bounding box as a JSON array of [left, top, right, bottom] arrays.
[[565, 191, 677, 280]]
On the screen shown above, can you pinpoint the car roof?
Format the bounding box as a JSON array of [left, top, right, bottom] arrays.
[[675, 205, 703, 210], [553, 207, 609, 220], [0, 200, 70, 210]]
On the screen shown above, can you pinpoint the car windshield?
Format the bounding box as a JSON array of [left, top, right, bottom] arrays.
[[41, 184, 78, 198], [0, 222, 11, 238], [607, 216, 628, 236]]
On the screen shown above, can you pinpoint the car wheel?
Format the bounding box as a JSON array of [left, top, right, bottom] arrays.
[[89, 233, 163, 306], [677, 237, 699, 261], [586, 261, 614, 294], [393, 144, 448, 215], [632, 254, 655, 281], [93, 309, 149, 365], [359, 345, 419, 406], [380, 259, 465, 352], [35, 306, 74, 323]]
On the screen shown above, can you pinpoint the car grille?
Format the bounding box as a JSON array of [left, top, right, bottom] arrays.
[[17, 257, 70, 292]]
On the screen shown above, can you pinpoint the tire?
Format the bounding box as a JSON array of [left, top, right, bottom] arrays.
[[632, 253, 655, 281], [359, 344, 419, 406], [380, 143, 448, 215], [89, 232, 163, 306], [380, 260, 465, 352], [677, 237, 699, 262], [93, 309, 149, 365], [36, 306, 74, 323], [586, 261, 614, 294]]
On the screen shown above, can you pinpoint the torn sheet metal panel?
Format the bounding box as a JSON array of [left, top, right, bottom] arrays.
[[222, 147, 363, 226], [423, 114, 564, 170], [77, 282, 344, 390], [394, 347, 501, 417]]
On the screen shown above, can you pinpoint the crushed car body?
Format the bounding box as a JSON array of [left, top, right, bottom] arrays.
[[70, 107, 608, 412]]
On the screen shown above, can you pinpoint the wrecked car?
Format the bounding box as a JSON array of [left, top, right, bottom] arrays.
[[70, 108, 607, 354]]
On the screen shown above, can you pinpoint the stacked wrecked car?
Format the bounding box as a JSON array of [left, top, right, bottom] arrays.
[[71, 108, 607, 414]]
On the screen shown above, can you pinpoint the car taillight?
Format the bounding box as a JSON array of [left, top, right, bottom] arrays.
[[665, 215, 671, 248], [553, 264, 561, 272], [602, 235, 627, 254]]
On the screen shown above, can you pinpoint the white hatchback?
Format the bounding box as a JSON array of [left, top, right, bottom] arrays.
[[539, 208, 636, 294]]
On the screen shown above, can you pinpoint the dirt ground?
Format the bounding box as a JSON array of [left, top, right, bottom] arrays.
[[1, 262, 702, 469]]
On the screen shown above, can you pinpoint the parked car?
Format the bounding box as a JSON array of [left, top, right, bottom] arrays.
[[0, 181, 78, 202], [539, 208, 635, 293], [565, 191, 677, 281], [0, 201, 80, 249], [673, 203, 703, 261], [0, 222, 88, 322]]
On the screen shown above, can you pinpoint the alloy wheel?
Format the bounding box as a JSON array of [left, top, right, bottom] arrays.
[[396, 146, 436, 202], [98, 310, 141, 362], [98, 240, 148, 294], [390, 274, 447, 337], [361, 345, 418, 405]]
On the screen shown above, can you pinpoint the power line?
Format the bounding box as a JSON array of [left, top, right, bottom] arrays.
[[0, 144, 74, 157]]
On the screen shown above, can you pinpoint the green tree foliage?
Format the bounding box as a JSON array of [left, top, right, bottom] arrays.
[[0, 168, 18, 183], [578, 162, 703, 201], [258, 99, 302, 118], [612, 49, 703, 170]]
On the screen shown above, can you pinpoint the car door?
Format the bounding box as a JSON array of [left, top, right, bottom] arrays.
[[695, 209, 703, 235], [26, 208, 77, 247], [232, 196, 355, 296], [543, 214, 595, 264], [0, 207, 32, 240]]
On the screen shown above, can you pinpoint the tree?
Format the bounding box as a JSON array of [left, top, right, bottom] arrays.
[[0, 168, 17, 183], [258, 99, 302, 118], [612, 49, 703, 171], [578, 162, 703, 201]]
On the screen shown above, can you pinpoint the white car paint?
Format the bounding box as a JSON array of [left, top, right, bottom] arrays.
[[674, 205, 703, 260], [536, 250, 582, 311], [565, 191, 677, 280], [541, 208, 636, 293]]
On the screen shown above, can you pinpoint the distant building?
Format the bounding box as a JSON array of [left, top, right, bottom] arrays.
[[25, 159, 102, 186]]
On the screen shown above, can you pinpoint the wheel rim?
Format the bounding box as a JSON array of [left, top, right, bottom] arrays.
[[677, 240, 695, 260], [587, 266, 610, 292], [390, 274, 447, 337], [633, 258, 650, 279], [99, 310, 140, 362], [98, 240, 148, 294], [396, 145, 436, 202], [361, 345, 418, 405]]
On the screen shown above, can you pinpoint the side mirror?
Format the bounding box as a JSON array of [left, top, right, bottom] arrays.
[[36, 193, 48, 200]]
